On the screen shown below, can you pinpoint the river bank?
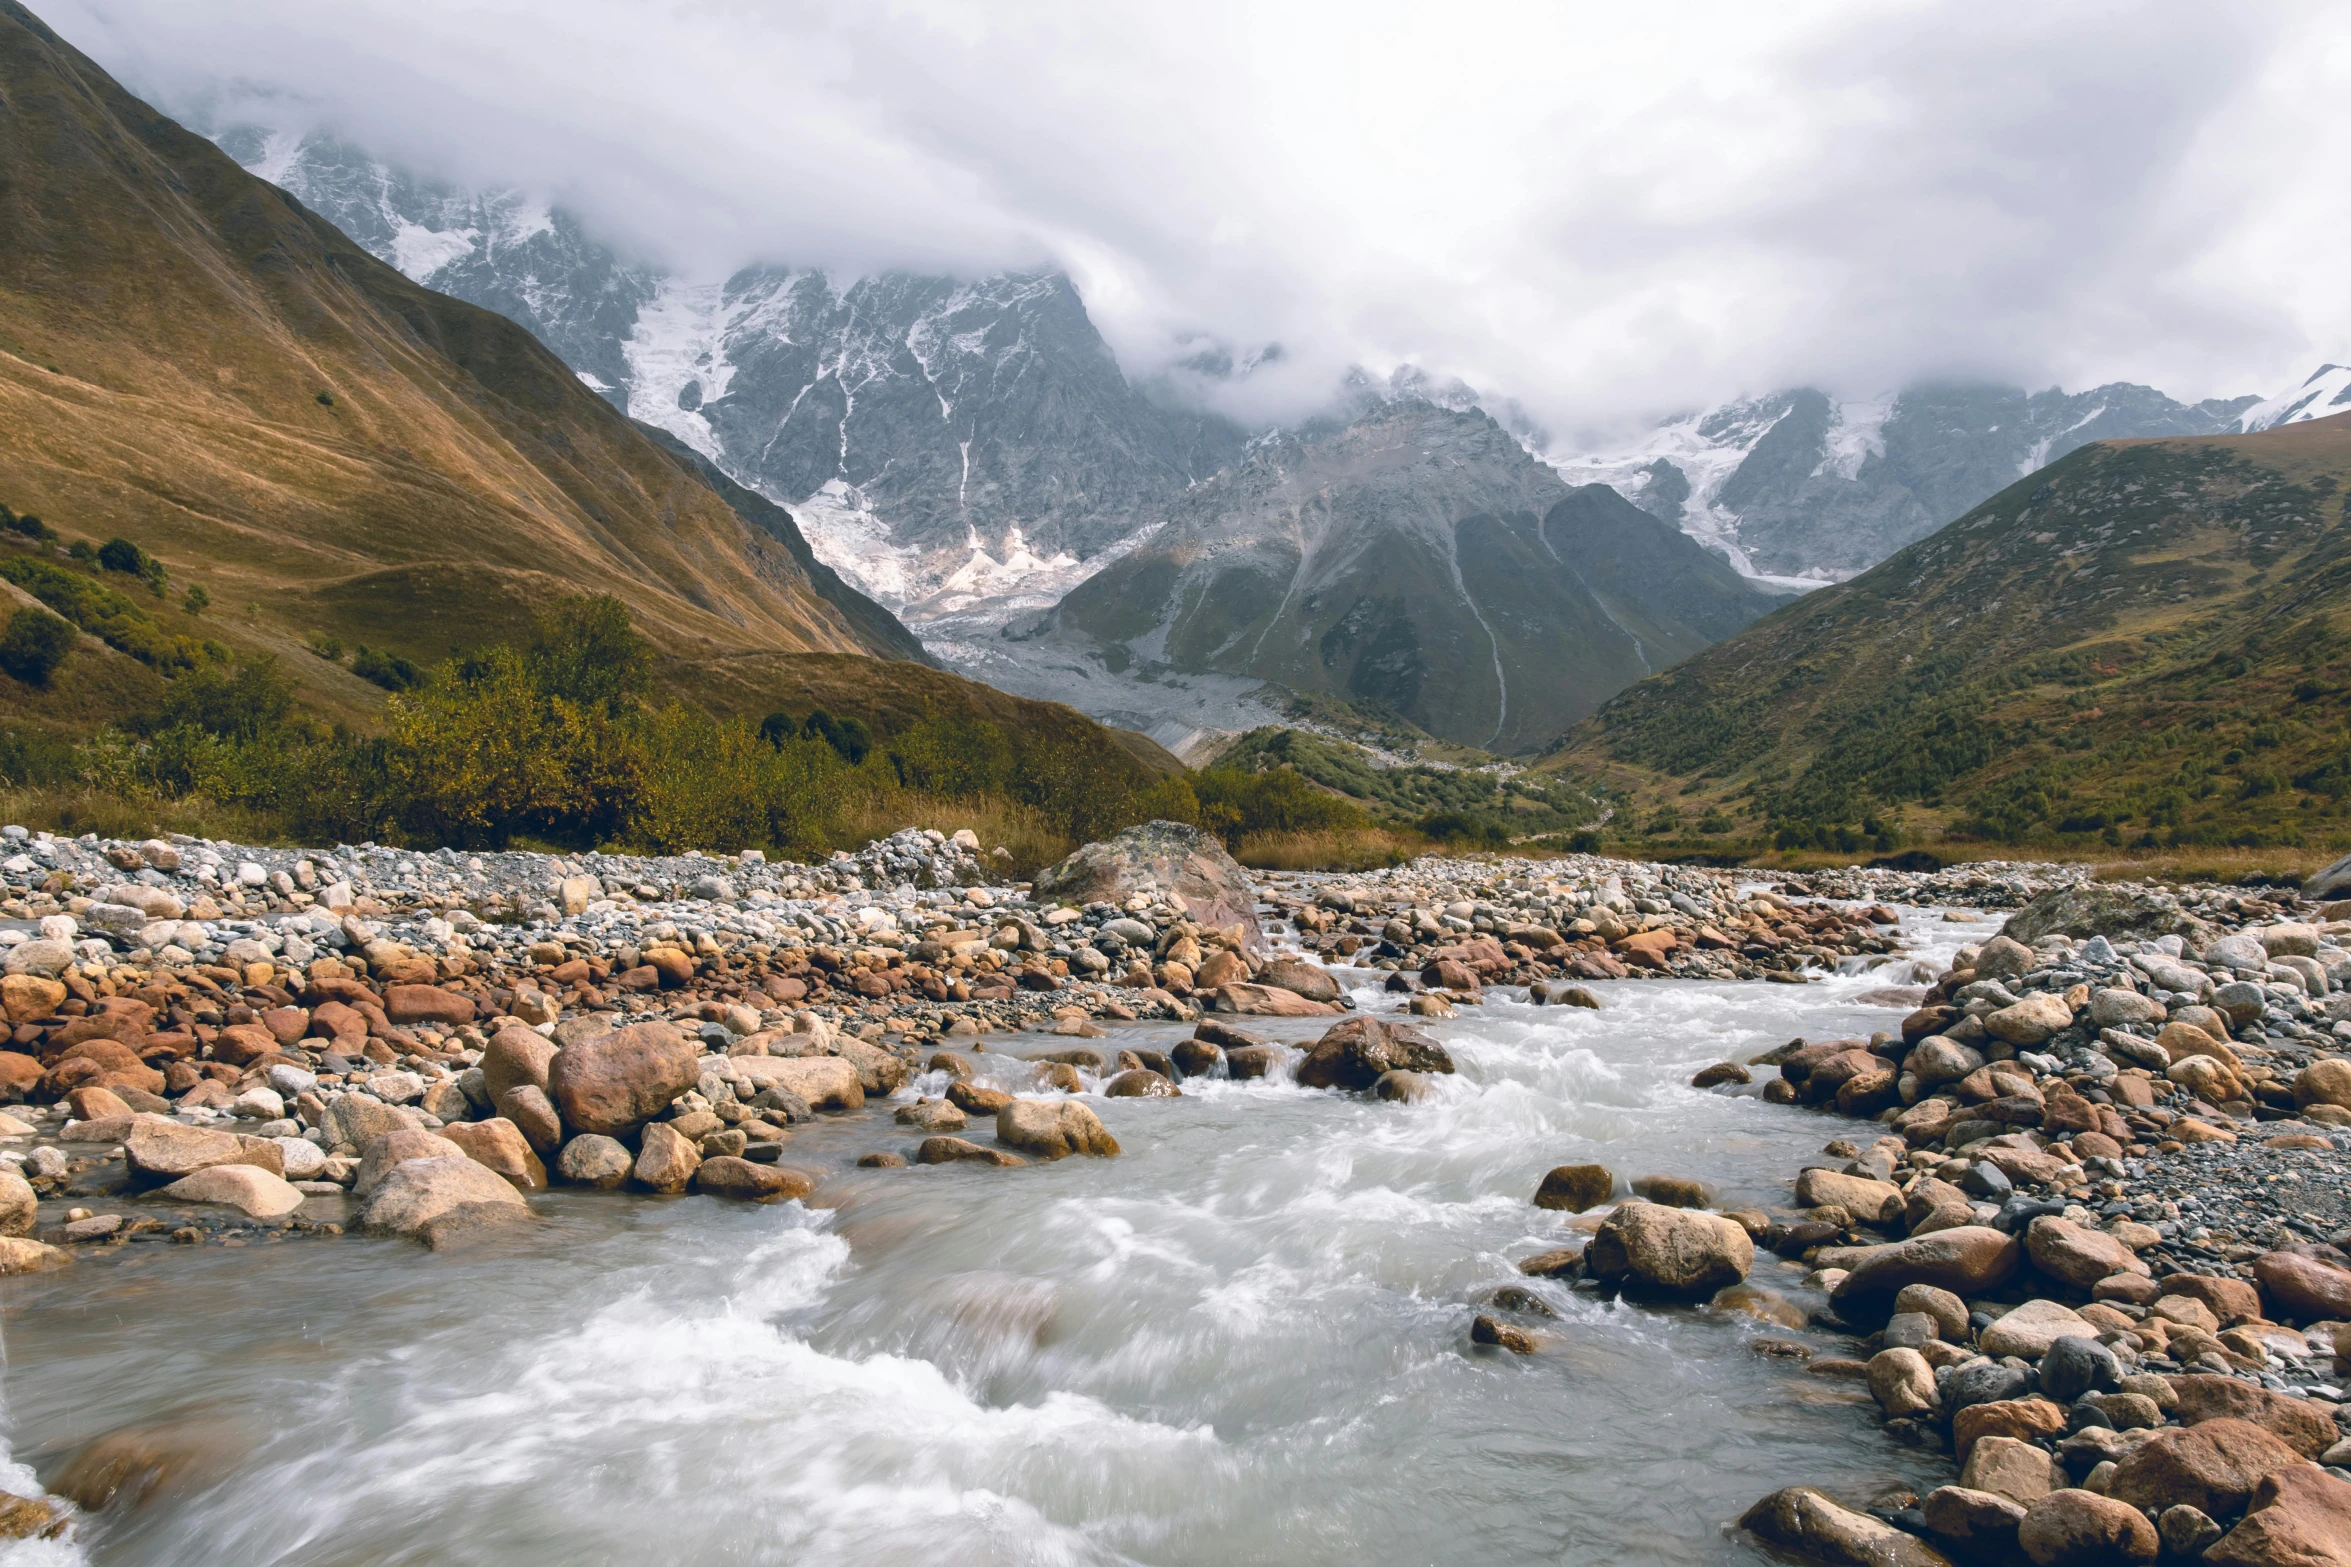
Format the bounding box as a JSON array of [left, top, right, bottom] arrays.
[[0, 823, 2345, 1562]]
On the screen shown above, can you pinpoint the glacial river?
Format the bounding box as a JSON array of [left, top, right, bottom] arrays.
[[0, 906, 1978, 1566]]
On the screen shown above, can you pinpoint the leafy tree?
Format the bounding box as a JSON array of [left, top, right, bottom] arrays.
[[801, 709, 871, 765], [523, 593, 650, 713], [0, 607, 75, 686]]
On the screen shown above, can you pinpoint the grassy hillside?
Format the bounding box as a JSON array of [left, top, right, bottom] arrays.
[[0, 0, 905, 747], [1542, 413, 2351, 861]]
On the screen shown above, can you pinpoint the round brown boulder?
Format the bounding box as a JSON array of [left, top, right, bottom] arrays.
[[2017, 1490, 2156, 1566], [2108, 1419, 2302, 1520], [1103, 1069, 1179, 1098], [947, 1080, 1013, 1116], [1532, 1164, 1615, 1212], [1294, 1015, 1455, 1091], [694, 1157, 815, 1201], [2251, 1249, 2351, 1324], [480, 1026, 558, 1104], [996, 1098, 1119, 1160], [2025, 1215, 2152, 1290], [1691, 1061, 1751, 1088], [553, 1133, 633, 1189], [546, 1022, 699, 1136], [1740, 1487, 1953, 1567], [1584, 1200, 1753, 1299], [356, 1154, 529, 1241], [438, 1117, 548, 1192], [1833, 1226, 2021, 1311]]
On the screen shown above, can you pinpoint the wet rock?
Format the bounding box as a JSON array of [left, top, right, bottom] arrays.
[[695, 1157, 814, 1200], [438, 1118, 547, 1192], [1104, 1069, 1179, 1098], [1294, 1015, 1455, 1091], [632, 1121, 701, 1193], [1795, 1168, 1904, 1225], [554, 1134, 634, 1189], [50, 1418, 240, 1512], [1224, 1044, 1282, 1079], [352, 1129, 468, 1196], [1033, 823, 1264, 953], [2108, 1419, 2303, 1521], [1532, 982, 1601, 1008], [2203, 1463, 2351, 1567], [1517, 1248, 1582, 1278], [1533, 1164, 1615, 1212], [0, 1168, 33, 1237], [153, 1164, 304, 1219], [946, 1080, 1013, 1116], [1835, 1227, 2022, 1311], [896, 1097, 969, 1130], [1584, 1200, 1752, 1298], [2017, 1489, 2157, 1566], [1895, 1284, 1972, 1340], [0, 1492, 63, 1540], [857, 1152, 907, 1169], [1630, 1174, 1710, 1208], [546, 1021, 699, 1137], [1170, 1038, 1223, 1077], [1470, 1314, 1538, 1353], [1260, 958, 1341, 1003], [2026, 1215, 2152, 1290], [0, 1237, 68, 1274], [1868, 1346, 1938, 1415], [1740, 1487, 1956, 1567], [1921, 1487, 2027, 1558], [916, 1136, 1026, 1167], [1691, 1061, 1751, 1088], [996, 1098, 1119, 1160], [357, 1154, 529, 1242], [1372, 1069, 1432, 1102], [125, 1118, 283, 1182]]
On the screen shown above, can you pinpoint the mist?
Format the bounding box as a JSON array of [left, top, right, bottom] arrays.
[[38, 0, 2350, 434]]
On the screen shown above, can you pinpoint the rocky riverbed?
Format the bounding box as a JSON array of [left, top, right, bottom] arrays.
[[0, 822, 2347, 1562]]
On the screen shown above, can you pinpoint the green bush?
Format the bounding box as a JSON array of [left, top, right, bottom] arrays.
[[351, 645, 424, 692], [0, 556, 201, 672], [0, 608, 75, 687]]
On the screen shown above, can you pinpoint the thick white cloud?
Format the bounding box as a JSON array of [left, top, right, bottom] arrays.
[[39, 0, 2350, 432]]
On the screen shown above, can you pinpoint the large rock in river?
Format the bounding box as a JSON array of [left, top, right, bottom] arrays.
[[1584, 1200, 1752, 1299], [1294, 1016, 1455, 1091], [1033, 823, 1264, 954], [546, 1022, 699, 1136], [357, 1155, 530, 1245], [996, 1099, 1119, 1160]]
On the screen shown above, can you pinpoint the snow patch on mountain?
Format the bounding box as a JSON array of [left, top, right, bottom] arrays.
[[2240, 364, 2351, 431]]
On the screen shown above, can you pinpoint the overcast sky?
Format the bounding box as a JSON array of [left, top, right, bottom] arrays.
[[43, 0, 2351, 438]]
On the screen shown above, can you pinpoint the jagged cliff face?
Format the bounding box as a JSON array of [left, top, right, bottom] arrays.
[[1050, 403, 1786, 751], [1554, 381, 2262, 580], [216, 130, 1244, 620]]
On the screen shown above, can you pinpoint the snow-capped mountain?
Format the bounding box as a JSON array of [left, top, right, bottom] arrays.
[[217, 129, 1245, 625], [1550, 382, 2263, 580], [2239, 364, 2351, 431]]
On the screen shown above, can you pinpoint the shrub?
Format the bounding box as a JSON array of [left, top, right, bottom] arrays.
[[351, 645, 425, 691], [801, 709, 872, 765], [0, 557, 200, 671], [182, 585, 209, 616], [0, 608, 75, 687], [524, 594, 650, 714], [305, 631, 344, 660]]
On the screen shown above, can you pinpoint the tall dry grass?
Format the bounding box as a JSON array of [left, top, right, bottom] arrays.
[[0, 784, 290, 845], [1232, 826, 1426, 872]]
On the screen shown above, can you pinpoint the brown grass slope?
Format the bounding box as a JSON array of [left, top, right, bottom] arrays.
[[0, 0, 899, 719], [1542, 413, 2351, 853]]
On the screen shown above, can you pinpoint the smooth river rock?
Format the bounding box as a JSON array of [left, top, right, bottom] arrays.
[[546, 1022, 699, 1136], [996, 1099, 1119, 1160], [1584, 1201, 1752, 1299], [357, 1155, 529, 1244], [1741, 1487, 1955, 1567]]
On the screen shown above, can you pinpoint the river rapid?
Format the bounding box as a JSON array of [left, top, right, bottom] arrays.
[[0, 905, 1982, 1566]]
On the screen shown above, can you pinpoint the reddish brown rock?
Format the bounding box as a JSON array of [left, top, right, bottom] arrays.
[[2166, 1376, 2341, 1459], [2017, 1490, 2157, 1566], [2252, 1250, 2351, 1324], [382, 985, 476, 1027], [1294, 1015, 1455, 1091], [1953, 1400, 2068, 1464], [1834, 1226, 2022, 1310], [2108, 1419, 2303, 1520], [480, 1026, 558, 1104], [438, 1118, 548, 1192], [2203, 1462, 2351, 1567], [545, 1022, 698, 1136], [694, 1157, 814, 1201]]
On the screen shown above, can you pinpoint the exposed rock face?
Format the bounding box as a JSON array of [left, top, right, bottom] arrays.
[[1583, 1201, 1753, 1298], [1034, 824, 1264, 953], [1294, 1015, 1456, 1092], [1052, 404, 1785, 750], [546, 1023, 699, 1137]]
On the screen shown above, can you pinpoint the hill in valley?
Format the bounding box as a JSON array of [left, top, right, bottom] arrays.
[[1045, 402, 1789, 752], [0, 0, 917, 738], [1544, 414, 2351, 856]]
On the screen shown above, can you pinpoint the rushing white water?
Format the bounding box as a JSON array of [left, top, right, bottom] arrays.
[[0, 907, 1985, 1565]]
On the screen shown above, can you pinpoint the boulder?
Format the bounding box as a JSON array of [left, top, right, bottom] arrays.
[[554, 1134, 633, 1189], [152, 1164, 304, 1219], [694, 1157, 814, 1201], [1259, 958, 1341, 1003], [1963, 1435, 2056, 1504], [1954, 1399, 2069, 1462], [915, 1136, 1027, 1167], [1103, 1069, 1179, 1098], [731, 1055, 864, 1112], [996, 1098, 1119, 1159], [546, 1022, 699, 1136], [1985, 993, 2076, 1047], [0, 1237, 68, 1275], [0, 974, 64, 1024], [2038, 1337, 2121, 1404], [1032, 823, 1265, 954], [479, 1026, 558, 1103], [124, 1118, 282, 1182], [0, 1169, 31, 1237], [1980, 1299, 2100, 1359], [1921, 1488, 2028, 1559], [895, 1097, 969, 1130], [1795, 1169, 1905, 1226], [1833, 1226, 2021, 1309], [2294, 1059, 2351, 1111], [496, 1085, 564, 1155], [2026, 1215, 2152, 1289], [631, 1121, 701, 1193], [1975, 935, 2037, 978], [1584, 1200, 1752, 1299], [2017, 1490, 2157, 1567], [1691, 1061, 1751, 1088], [1213, 983, 1336, 1017], [2089, 989, 2163, 1029], [836, 1037, 912, 1097], [1895, 1283, 1971, 1340], [1740, 1487, 1956, 1567], [356, 1155, 530, 1243], [2203, 1463, 2351, 1567], [353, 1129, 467, 1197], [1294, 1015, 1455, 1091], [2167, 1376, 2342, 1459], [2003, 885, 2214, 947], [2251, 1249, 2351, 1322], [2109, 1419, 2304, 1520], [1867, 1346, 1937, 1416], [946, 1080, 1013, 1116], [1532, 1163, 1615, 1212], [437, 1118, 547, 1192], [381, 985, 475, 1027], [1630, 1174, 1709, 1208]]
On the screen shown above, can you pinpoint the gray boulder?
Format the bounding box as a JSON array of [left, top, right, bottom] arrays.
[[2001, 885, 2213, 947], [1032, 823, 1264, 953]]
